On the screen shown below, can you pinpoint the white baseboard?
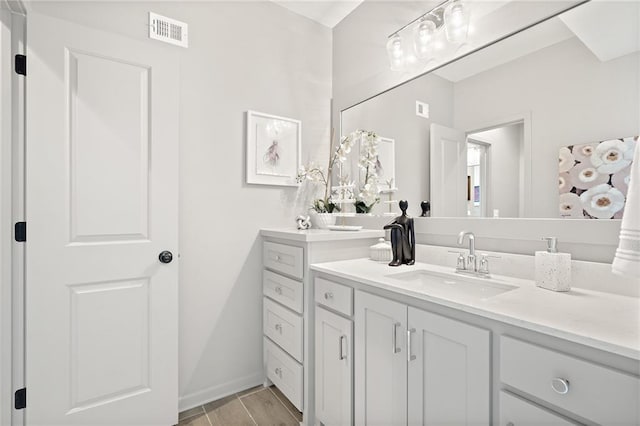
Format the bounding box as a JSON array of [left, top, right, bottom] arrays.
[[178, 371, 264, 412]]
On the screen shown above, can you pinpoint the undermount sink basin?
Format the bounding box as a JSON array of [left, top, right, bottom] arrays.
[[385, 269, 517, 300]]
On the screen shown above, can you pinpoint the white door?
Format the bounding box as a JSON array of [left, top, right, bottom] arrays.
[[26, 13, 179, 425], [407, 307, 490, 426], [430, 123, 467, 217], [315, 307, 353, 426], [355, 291, 407, 426]]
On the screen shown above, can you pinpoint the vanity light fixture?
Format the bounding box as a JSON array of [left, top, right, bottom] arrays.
[[386, 33, 406, 71], [444, 0, 471, 44], [386, 0, 471, 71]]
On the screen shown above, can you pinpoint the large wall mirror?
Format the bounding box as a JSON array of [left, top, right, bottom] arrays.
[[341, 1, 639, 219]]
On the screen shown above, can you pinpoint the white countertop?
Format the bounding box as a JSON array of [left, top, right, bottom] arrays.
[[311, 258, 640, 360], [260, 228, 384, 242]]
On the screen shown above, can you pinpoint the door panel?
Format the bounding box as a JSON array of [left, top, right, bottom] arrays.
[[355, 291, 407, 426], [430, 123, 467, 217], [407, 307, 490, 426], [69, 50, 151, 242], [26, 13, 179, 425]]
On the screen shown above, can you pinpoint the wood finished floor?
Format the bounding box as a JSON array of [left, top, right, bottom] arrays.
[[177, 385, 302, 426]]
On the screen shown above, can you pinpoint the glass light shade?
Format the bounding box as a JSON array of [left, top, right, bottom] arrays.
[[413, 18, 436, 59], [386, 34, 405, 71], [444, 0, 470, 44]]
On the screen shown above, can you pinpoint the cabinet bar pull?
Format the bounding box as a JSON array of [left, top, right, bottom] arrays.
[[407, 328, 416, 362], [275, 286, 283, 295], [339, 335, 347, 360], [392, 322, 401, 354]]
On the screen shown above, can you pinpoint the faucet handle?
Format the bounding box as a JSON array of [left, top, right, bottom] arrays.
[[478, 253, 500, 274], [448, 250, 466, 270]]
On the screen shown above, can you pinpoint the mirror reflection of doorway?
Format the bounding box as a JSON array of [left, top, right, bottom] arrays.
[[466, 142, 488, 217], [467, 121, 524, 218]]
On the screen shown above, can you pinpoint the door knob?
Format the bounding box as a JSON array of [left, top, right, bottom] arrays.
[[159, 251, 173, 264]]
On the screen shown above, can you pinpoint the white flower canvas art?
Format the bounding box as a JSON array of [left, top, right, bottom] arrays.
[[559, 136, 637, 219], [246, 111, 301, 187]]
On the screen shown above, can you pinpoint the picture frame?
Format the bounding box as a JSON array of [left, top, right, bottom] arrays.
[[373, 137, 397, 192], [246, 110, 301, 186]]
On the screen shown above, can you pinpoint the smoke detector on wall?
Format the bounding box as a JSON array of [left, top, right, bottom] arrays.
[[149, 12, 188, 48]]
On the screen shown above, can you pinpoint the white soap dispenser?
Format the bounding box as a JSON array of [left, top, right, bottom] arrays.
[[535, 237, 571, 292]]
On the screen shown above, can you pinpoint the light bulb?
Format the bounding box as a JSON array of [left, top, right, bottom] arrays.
[[444, 0, 470, 44], [413, 18, 436, 59], [386, 34, 405, 71]]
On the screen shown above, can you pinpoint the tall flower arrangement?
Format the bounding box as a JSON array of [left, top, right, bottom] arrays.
[[354, 130, 381, 213], [296, 130, 354, 213]]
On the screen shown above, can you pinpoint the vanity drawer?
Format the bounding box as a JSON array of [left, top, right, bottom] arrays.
[[263, 297, 303, 362], [263, 241, 304, 279], [499, 391, 575, 426], [265, 337, 303, 412], [500, 336, 640, 425], [315, 277, 353, 317], [263, 270, 303, 314]]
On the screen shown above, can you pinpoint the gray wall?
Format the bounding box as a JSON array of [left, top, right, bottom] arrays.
[[341, 73, 454, 217], [29, 0, 332, 408], [454, 37, 640, 218]]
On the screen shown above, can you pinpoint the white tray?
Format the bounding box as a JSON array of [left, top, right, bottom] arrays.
[[327, 225, 363, 231]]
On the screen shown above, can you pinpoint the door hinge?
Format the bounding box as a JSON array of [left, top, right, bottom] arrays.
[[15, 54, 26, 76], [14, 388, 26, 410], [15, 222, 26, 242]]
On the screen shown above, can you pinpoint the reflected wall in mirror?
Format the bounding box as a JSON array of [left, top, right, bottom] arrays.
[[341, 1, 640, 218]]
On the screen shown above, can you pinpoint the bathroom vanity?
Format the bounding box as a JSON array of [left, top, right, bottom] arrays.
[[310, 258, 640, 426]]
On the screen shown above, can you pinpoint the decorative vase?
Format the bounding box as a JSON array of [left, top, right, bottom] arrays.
[[310, 212, 336, 229]]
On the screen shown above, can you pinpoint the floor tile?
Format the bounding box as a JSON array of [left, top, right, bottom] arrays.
[[241, 388, 298, 425], [179, 406, 206, 422], [205, 395, 255, 426], [178, 412, 211, 426], [269, 386, 303, 422], [203, 394, 237, 413], [236, 384, 264, 398]]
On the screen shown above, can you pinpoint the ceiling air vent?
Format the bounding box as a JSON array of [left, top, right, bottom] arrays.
[[149, 12, 188, 48]]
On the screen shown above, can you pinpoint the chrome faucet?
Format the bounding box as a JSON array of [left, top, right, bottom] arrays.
[[451, 231, 500, 278], [457, 231, 477, 272]]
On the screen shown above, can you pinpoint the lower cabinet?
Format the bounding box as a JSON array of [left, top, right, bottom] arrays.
[[315, 307, 353, 426], [355, 290, 490, 426]]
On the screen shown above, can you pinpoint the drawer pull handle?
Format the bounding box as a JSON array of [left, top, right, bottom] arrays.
[[339, 335, 347, 360], [275, 255, 281, 261], [324, 292, 333, 300], [392, 322, 402, 354], [275, 367, 282, 377], [275, 286, 283, 295], [506, 423, 514, 426], [551, 377, 570, 395], [275, 323, 282, 333]]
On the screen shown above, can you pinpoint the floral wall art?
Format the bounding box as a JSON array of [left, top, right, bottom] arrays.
[[559, 136, 637, 219]]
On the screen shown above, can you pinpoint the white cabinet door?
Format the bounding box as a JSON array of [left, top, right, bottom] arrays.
[[407, 307, 490, 426], [315, 307, 353, 426], [355, 291, 407, 426], [26, 13, 179, 425]]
